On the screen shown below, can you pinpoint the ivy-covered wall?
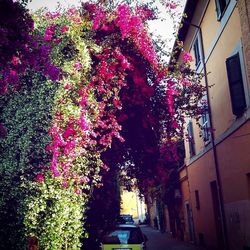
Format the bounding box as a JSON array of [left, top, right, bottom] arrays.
[[0, 72, 58, 249]]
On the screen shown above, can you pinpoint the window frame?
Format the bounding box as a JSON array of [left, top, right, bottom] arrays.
[[193, 36, 201, 69], [215, 0, 230, 21], [201, 112, 211, 143], [187, 121, 195, 158], [199, 94, 211, 144], [226, 42, 249, 117], [195, 190, 200, 210]]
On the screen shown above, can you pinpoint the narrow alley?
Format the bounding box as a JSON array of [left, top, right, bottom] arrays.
[[141, 226, 206, 250]]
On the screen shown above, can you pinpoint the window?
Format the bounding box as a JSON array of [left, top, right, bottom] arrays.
[[195, 190, 200, 210], [215, 0, 230, 20], [201, 112, 210, 143], [193, 37, 201, 68], [247, 173, 250, 199], [226, 52, 247, 117], [187, 121, 195, 157], [103, 226, 144, 244]]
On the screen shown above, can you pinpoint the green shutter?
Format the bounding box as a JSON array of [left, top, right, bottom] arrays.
[[226, 53, 246, 116]]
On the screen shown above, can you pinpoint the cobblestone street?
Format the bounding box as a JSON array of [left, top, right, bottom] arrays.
[[141, 226, 206, 250]]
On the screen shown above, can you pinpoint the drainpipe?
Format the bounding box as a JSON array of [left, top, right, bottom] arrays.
[[187, 22, 229, 250]]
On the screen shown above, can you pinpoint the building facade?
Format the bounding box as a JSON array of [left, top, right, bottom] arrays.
[[120, 188, 147, 224], [176, 1, 250, 250]]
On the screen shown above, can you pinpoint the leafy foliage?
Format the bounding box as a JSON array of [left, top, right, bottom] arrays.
[[0, 1, 206, 249]]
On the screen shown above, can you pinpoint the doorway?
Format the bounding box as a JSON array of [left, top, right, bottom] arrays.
[[210, 180, 224, 249], [185, 202, 195, 242]]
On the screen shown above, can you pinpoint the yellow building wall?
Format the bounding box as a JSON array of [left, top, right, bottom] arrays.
[[120, 190, 138, 219], [185, 7, 244, 157], [200, 0, 221, 58], [206, 8, 243, 139]]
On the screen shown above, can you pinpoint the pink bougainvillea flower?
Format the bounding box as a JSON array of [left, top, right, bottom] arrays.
[[166, 2, 177, 9], [73, 62, 82, 70], [80, 176, 90, 183], [181, 52, 193, 63], [64, 83, 72, 90], [171, 120, 180, 129], [64, 140, 76, 155], [51, 167, 60, 177], [11, 56, 21, 65], [60, 26, 69, 33], [63, 125, 76, 138], [92, 8, 105, 30], [75, 188, 81, 195], [67, 8, 78, 17], [8, 69, 19, 83], [79, 97, 88, 107], [74, 17, 82, 24], [79, 115, 89, 131], [45, 12, 60, 19], [35, 173, 45, 183], [44, 34, 52, 41], [54, 39, 62, 44], [62, 181, 69, 188]]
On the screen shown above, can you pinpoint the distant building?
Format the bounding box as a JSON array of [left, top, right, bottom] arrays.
[[172, 0, 250, 249], [120, 188, 146, 224]]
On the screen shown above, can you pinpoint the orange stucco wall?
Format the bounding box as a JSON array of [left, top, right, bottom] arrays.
[[187, 150, 218, 248], [217, 121, 250, 249], [217, 121, 250, 203]]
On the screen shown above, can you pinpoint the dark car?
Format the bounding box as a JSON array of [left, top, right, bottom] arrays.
[[100, 224, 147, 250], [118, 214, 134, 224]]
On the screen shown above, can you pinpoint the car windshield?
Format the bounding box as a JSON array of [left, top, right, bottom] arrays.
[[118, 214, 134, 224], [102, 227, 143, 244]]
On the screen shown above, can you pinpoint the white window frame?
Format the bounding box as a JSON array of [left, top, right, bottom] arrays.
[[192, 32, 203, 72]]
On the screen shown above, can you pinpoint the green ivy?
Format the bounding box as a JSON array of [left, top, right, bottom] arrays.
[[0, 72, 58, 249]]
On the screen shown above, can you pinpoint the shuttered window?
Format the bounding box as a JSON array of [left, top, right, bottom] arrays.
[[226, 53, 246, 117], [201, 112, 210, 142], [215, 0, 230, 20], [187, 121, 195, 157], [193, 38, 201, 67]]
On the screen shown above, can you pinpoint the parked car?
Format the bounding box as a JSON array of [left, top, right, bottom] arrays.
[[118, 214, 134, 224], [100, 224, 147, 250]]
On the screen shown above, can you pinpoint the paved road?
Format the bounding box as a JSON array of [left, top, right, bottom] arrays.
[[140, 226, 206, 250]]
